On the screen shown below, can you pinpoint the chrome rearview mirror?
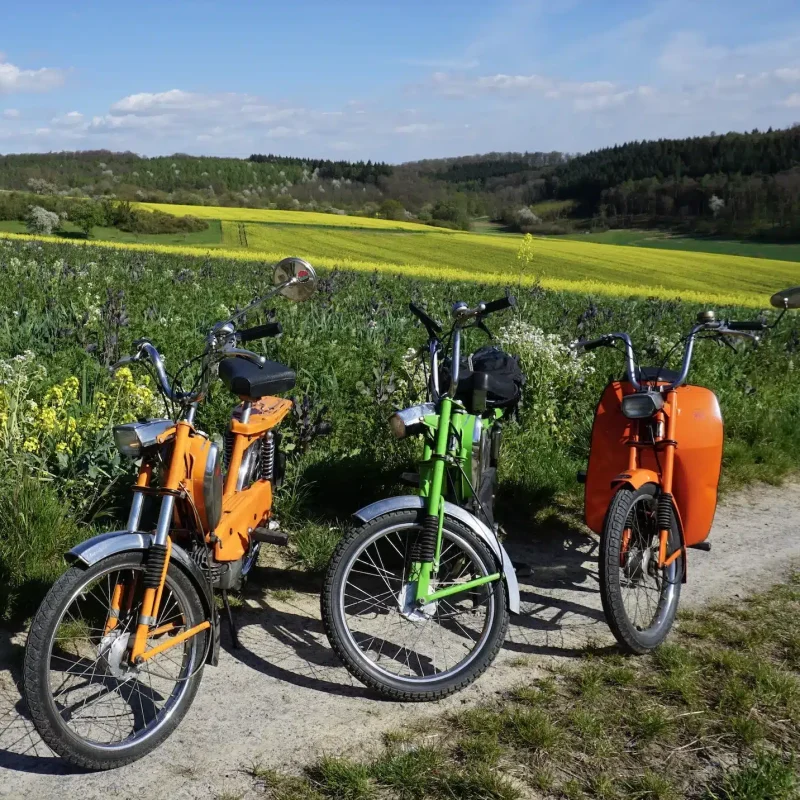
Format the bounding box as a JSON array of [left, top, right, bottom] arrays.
[[273, 257, 317, 302], [770, 286, 800, 310]]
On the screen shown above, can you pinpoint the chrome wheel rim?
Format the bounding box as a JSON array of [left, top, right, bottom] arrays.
[[337, 523, 497, 683], [45, 564, 198, 750]]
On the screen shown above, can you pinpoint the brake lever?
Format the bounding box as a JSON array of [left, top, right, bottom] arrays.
[[220, 346, 266, 366], [717, 335, 738, 353], [476, 319, 494, 339]]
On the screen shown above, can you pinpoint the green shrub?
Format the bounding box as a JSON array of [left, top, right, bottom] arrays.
[[0, 473, 83, 621]]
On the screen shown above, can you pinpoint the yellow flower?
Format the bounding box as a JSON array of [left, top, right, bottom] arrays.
[[22, 438, 39, 453]]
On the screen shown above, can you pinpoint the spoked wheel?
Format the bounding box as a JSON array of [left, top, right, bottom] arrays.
[[600, 484, 682, 654], [321, 509, 508, 700], [23, 551, 208, 770]]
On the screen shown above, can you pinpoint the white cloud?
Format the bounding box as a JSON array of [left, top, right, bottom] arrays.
[[658, 31, 727, 74], [51, 110, 83, 125], [110, 89, 228, 115], [784, 93, 800, 108], [775, 68, 800, 82], [0, 58, 65, 94], [394, 123, 433, 134], [2, 108, 20, 119]]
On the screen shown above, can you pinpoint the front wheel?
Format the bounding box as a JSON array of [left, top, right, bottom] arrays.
[[599, 484, 682, 654], [321, 509, 509, 701], [23, 551, 208, 770]]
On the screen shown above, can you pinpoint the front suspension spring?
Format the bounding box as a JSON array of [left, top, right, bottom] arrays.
[[143, 544, 169, 588], [410, 515, 438, 563], [657, 492, 674, 531]]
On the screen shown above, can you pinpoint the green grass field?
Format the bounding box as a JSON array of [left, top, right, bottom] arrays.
[[561, 228, 800, 262], [0, 218, 224, 246]]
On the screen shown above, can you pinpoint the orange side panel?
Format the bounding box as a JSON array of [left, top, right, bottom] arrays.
[[672, 385, 723, 546], [214, 479, 273, 561], [584, 381, 723, 545], [230, 396, 293, 437], [584, 382, 634, 534]]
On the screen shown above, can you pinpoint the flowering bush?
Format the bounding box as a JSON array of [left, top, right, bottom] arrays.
[[498, 319, 594, 442], [0, 353, 165, 516]]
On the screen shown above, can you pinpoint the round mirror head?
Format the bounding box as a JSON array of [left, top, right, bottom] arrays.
[[770, 286, 800, 310], [273, 257, 317, 302]]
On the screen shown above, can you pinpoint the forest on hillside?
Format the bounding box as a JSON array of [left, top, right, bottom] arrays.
[[1, 125, 799, 239]]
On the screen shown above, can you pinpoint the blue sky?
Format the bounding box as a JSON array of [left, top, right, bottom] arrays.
[[2, 0, 800, 161]]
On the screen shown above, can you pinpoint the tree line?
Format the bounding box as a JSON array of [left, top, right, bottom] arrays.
[[1, 125, 798, 239]]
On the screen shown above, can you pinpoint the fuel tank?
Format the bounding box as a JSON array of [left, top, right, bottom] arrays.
[[584, 381, 723, 546]]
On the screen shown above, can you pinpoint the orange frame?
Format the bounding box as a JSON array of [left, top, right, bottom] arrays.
[[107, 395, 292, 664], [584, 380, 724, 576]]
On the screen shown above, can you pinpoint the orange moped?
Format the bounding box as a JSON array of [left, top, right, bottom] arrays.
[[575, 286, 798, 653], [23, 258, 317, 769]]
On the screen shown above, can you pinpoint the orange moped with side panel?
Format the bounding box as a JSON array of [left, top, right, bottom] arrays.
[[23, 258, 318, 769], [573, 286, 799, 654]]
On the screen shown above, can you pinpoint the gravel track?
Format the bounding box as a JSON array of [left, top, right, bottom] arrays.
[[1, 480, 797, 799]]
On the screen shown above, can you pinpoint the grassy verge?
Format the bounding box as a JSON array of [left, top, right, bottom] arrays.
[[247, 577, 800, 799]]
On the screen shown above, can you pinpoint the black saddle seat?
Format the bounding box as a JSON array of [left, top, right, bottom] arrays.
[[219, 357, 296, 399], [624, 366, 681, 384]]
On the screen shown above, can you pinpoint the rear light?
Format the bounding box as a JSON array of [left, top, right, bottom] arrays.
[[621, 391, 664, 419]]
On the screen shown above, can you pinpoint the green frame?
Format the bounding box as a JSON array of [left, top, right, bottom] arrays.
[[409, 396, 502, 604]]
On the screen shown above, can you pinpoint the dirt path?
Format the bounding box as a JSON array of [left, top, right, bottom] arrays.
[[1, 481, 798, 800]]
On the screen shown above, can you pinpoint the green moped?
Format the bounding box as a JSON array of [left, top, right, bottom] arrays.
[[321, 296, 522, 700]]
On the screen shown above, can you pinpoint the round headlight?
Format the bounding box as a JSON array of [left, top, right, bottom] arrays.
[[389, 414, 407, 439]]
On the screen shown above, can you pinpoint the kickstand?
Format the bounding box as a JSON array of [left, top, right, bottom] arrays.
[[220, 589, 240, 649]]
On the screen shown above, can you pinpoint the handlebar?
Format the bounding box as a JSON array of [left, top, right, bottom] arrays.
[[483, 295, 517, 314], [453, 295, 517, 323], [238, 322, 283, 342], [575, 335, 613, 353], [572, 316, 763, 391], [726, 320, 767, 331], [409, 302, 442, 337]]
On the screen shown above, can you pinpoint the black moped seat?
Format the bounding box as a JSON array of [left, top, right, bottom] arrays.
[[219, 357, 296, 398]]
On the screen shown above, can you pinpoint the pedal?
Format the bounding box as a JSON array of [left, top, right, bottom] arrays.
[[252, 527, 289, 546], [400, 472, 420, 487], [576, 470, 587, 484], [689, 541, 711, 552]]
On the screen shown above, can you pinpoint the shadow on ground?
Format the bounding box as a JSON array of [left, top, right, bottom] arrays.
[[0, 506, 608, 774]]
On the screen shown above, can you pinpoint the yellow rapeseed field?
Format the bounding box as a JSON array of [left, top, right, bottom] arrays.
[[137, 202, 436, 232], [2, 225, 791, 309], [5, 202, 797, 307]]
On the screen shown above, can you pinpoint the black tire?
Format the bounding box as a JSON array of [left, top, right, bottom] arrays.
[[321, 509, 509, 701], [599, 484, 682, 654], [23, 551, 207, 770]]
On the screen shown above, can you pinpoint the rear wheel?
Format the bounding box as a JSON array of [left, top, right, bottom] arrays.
[[599, 484, 682, 654], [321, 509, 508, 700], [23, 551, 207, 770]]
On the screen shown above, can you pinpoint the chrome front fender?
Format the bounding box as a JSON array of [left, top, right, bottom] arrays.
[[353, 496, 520, 614], [66, 531, 213, 616]]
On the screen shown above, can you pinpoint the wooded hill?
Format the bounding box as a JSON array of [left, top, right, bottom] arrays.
[[1, 125, 798, 238]]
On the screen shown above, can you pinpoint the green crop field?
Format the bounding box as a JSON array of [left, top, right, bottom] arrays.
[[560, 229, 800, 262]]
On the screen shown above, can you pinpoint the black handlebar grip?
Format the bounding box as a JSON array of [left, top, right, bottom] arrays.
[[483, 295, 517, 314], [409, 302, 442, 335], [581, 337, 608, 352], [238, 322, 283, 342], [727, 320, 766, 331]]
